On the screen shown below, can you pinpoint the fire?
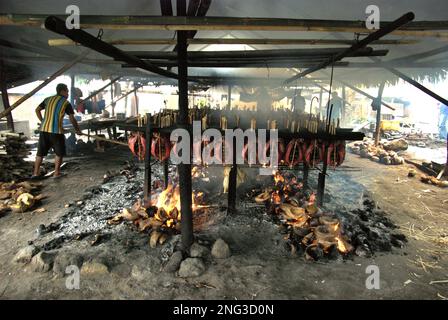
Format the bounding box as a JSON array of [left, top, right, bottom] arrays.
[[255, 170, 354, 259], [151, 183, 207, 230]]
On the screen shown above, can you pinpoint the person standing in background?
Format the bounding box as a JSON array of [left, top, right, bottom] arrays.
[[32, 83, 81, 179], [438, 102, 448, 140]]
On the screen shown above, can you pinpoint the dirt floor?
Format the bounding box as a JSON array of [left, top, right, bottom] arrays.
[[0, 146, 447, 300]]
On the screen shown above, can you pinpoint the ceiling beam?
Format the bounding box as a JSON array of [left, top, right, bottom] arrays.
[[127, 48, 386, 59], [47, 38, 418, 47], [44, 15, 181, 80], [284, 12, 415, 84], [1, 14, 446, 37]]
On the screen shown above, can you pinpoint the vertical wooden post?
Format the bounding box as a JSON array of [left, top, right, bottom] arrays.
[[227, 85, 232, 110], [318, 88, 323, 118], [374, 82, 386, 146], [164, 159, 169, 188], [342, 85, 346, 124], [0, 61, 14, 131], [317, 142, 328, 207], [134, 86, 139, 116], [110, 80, 114, 117], [143, 113, 152, 203], [70, 74, 76, 106], [303, 164, 309, 188], [228, 136, 237, 214], [177, 0, 194, 250]]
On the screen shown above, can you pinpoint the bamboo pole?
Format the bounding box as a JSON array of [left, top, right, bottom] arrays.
[[285, 12, 415, 83], [104, 85, 143, 110], [0, 50, 89, 119], [1, 14, 447, 37], [47, 38, 418, 47], [370, 57, 448, 106], [79, 76, 121, 104]]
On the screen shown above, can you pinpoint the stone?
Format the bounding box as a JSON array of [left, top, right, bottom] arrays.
[[189, 243, 209, 258], [211, 238, 231, 259], [371, 156, 380, 163], [53, 252, 84, 276], [383, 138, 408, 152], [408, 169, 417, 177], [80, 260, 109, 275], [164, 251, 183, 273], [30, 251, 56, 272], [131, 265, 151, 280], [178, 258, 206, 277], [14, 245, 39, 264]]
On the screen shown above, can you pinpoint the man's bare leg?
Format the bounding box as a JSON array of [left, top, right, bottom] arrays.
[[33, 156, 43, 176], [54, 156, 63, 177]]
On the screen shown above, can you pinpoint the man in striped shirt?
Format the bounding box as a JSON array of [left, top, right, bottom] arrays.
[[32, 83, 81, 179]]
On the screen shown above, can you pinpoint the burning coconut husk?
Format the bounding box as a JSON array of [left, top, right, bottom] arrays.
[[108, 180, 209, 248], [255, 171, 355, 260]]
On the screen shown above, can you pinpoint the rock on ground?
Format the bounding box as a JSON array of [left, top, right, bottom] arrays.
[[13, 245, 39, 264], [178, 258, 206, 277], [30, 251, 56, 272], [164, 251, 183, 273], [189, 243, 209, 258], [211, 238, 231, 259], [80, 260, 109, 275], [53, 252, 84, 276]]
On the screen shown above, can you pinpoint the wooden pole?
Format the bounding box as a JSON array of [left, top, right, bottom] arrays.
[[327, 76, 395, 111], [374, 82, 386, 146], [80, 77, 121, 104], [47, 38, 418, 47], [2, 14, 445, 37], [0, 60, 14, 131], [70, 74, 76, 106], [342, 85, 346, 125], [227, 85, 232, 110], [110, 80, 114, 117], [104, 84, 143, 110], [370, 57, 448, 106], [177, 0, 194, 250], [285, 12, 415, 83], [0, 51, 88, 119], [144, 113, 152, 203]]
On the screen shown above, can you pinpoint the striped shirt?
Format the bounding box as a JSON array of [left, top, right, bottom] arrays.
[[39, 95, 74, 134]]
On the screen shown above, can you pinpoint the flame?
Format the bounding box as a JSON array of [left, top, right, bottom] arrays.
[[152, 183, 205, 229]]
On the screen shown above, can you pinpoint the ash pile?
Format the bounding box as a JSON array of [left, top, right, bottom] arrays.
[[0, 131, 34, 181], [35, 161, 147, 250], [253, 171, 406, 261]]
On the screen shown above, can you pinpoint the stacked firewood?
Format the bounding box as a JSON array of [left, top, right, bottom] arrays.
[[0, 131, 33, 181]]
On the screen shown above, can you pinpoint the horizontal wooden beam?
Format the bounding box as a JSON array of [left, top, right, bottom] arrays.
[[1, 14, 447, 37], [370, 57, 448, 106], [48, 37, 418, 47], [128, 48, 387, 59], [285, 12, 415, 83]]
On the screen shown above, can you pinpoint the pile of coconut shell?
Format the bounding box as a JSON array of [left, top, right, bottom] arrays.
[[0, 131, 35, 182], [420, 174, 448, 188], [0, 181, 46, 215], [348, 139, 406, 165]]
